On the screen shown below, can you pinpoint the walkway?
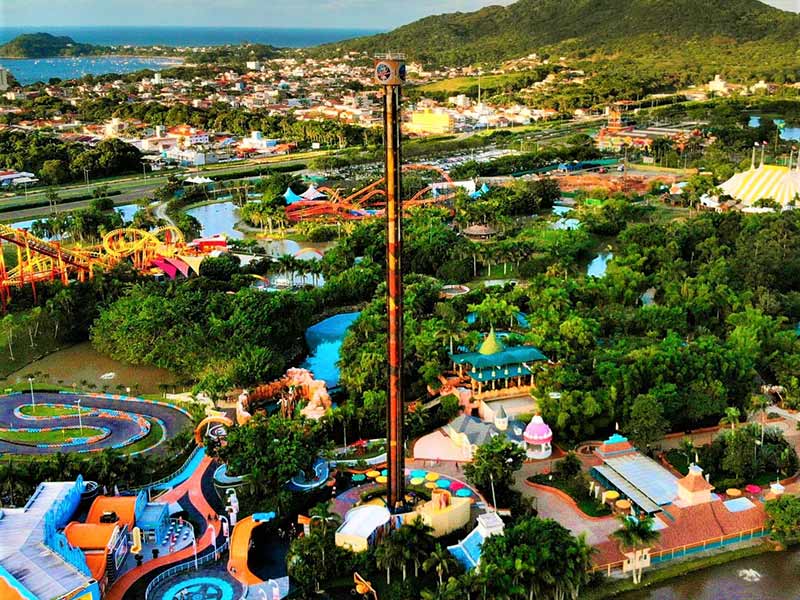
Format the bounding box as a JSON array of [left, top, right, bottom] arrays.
[[105, 456, 224, 600], [511, 475, 618, 545]]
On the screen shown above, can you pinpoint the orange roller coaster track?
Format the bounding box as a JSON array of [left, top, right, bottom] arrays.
[[285, 163, 457, 222], [0, 225, 193, 309]]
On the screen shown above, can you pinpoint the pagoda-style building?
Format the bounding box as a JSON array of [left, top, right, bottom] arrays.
[[449, 328, 547, 399]]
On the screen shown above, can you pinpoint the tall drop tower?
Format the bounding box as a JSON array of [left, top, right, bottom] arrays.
[[374, 54, 406, 513]]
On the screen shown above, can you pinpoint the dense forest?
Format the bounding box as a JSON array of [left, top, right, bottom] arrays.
[[324, 0, 800, 81], [0, 33, 106, 58]]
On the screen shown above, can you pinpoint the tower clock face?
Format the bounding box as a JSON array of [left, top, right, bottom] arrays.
[[398, 64, 407, 81], [376, 62, 393, 82]]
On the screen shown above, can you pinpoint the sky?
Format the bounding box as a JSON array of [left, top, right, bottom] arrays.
[[0, 0, 797, 29]]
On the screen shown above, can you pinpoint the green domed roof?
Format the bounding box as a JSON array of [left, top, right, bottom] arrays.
[[478, 327, 504, 356]]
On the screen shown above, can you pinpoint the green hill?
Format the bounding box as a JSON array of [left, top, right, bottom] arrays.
[[0, 33, 104, 58], [324, 0, 800, 75]]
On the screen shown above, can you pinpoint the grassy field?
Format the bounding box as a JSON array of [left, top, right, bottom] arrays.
[[0, 426, 105, 444], [415, 71, 537, 95], [18, 404, 82, 417]]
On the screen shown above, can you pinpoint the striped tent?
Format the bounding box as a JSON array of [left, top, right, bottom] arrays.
[[720, 164, 800, 207]]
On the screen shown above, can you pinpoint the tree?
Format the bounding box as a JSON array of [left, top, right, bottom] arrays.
[[40, 159, 67, 185], [611, 515, 660, 585], [400, 516, 435, 577], [720, 406, 741, 431], [626, 394, 669, 450], [480, 517, 594, 600], [423, 544, 459, 589], [765, 494, 800, 547], [375, 533, 404, 585], [464, 436, 525, 507]]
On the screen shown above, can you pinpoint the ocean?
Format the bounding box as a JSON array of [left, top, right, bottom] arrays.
[[0, 26, 380, 85], [0, 26, 379, 49]]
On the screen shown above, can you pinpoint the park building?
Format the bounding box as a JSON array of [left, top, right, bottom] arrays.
[[0, 476, 175, 600]]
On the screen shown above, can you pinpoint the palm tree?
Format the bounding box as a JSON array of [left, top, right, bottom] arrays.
[[375, 535, 403, 585], [721, 406, 741, 432], [403, 516, 435, 577], [750, 394, 771, 450], [309, 502, 341, 570], [611, 515, 660, 585], [424, 544, 458, 589]]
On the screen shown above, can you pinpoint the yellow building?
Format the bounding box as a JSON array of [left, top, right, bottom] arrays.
[[406, 109, 455, 135], [414, 489, 471, 537]]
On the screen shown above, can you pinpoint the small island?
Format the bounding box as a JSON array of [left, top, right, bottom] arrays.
[[0, 32, 107, 58]]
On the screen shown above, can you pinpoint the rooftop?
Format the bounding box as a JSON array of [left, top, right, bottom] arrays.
[[0, 482, 91, 600]]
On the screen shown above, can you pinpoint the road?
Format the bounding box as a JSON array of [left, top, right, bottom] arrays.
[[0, 155, 318, 224]]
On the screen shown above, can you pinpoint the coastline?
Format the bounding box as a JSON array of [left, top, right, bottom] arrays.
[[0, 54, 184, 62]]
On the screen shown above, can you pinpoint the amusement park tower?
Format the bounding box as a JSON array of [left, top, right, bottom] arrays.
[[375, 54, 406, 513]]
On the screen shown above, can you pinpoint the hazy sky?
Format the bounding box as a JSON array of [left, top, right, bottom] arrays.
[[1, 0, 798, 29]]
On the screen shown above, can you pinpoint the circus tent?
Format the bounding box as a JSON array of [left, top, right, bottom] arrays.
[[283, 187, 304, 204], [301, 185, 327, 201], [720, 164, 800, 207]]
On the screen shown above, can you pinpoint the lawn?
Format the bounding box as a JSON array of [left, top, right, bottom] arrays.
[[0, 426, 106, 445], [123, 418, 165, 454], [528, 473, 611, 517], [18, 404, 82, 417]]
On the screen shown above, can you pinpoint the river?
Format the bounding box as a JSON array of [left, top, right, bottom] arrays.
[[621, 548, 800, 600]]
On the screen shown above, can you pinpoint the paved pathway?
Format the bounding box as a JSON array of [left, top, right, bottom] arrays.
[[107, 456, 226, 600], [0, 392, 191, 455]]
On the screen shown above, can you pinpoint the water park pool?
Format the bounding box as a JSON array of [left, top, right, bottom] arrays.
[[161, 576, 235, 600], [300, 312, 360, 388]]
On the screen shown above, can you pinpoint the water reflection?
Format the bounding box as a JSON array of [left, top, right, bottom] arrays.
[[622, 548, 800, 600], [185, 201, 243, 239]]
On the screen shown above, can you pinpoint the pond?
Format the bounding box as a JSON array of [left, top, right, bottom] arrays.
[[1, 342, 179, 395], [185, 201, 244, 239], [621, 548, 800, 600], [551, 203, 581, 230], [300, 312, 360, 389], [748, 116, 800, 141], [588, 252, 613, 278]]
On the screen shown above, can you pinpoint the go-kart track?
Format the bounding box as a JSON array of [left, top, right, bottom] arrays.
[[0, 392, 192, 455]]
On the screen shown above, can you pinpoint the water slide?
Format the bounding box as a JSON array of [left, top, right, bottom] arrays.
[[227, 512, 275, 585], [151, 447, 206, 492]]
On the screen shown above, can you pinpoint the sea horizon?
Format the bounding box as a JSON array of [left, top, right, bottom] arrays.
[[0, 26, 383, 48]]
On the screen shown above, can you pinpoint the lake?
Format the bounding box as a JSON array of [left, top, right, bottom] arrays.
[[748, 116, 800, 142], [2, 342, 178, 395], [186, 201, 243, 239], [300, 312, 360, 389], [0, 56, 183, 85], [622, 548, 800, 600]]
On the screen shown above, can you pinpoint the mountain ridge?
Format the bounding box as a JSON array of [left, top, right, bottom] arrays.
[[321, 0, 800, 70]]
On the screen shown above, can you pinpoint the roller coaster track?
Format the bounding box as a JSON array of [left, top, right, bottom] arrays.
[[286, 163, 458, 222], [0, 225, 192, 309]]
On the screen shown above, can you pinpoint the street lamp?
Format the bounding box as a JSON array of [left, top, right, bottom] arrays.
[[75, 398, 83, 436], [28, 377, 35, 409], [83, 168, 90, 194]]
